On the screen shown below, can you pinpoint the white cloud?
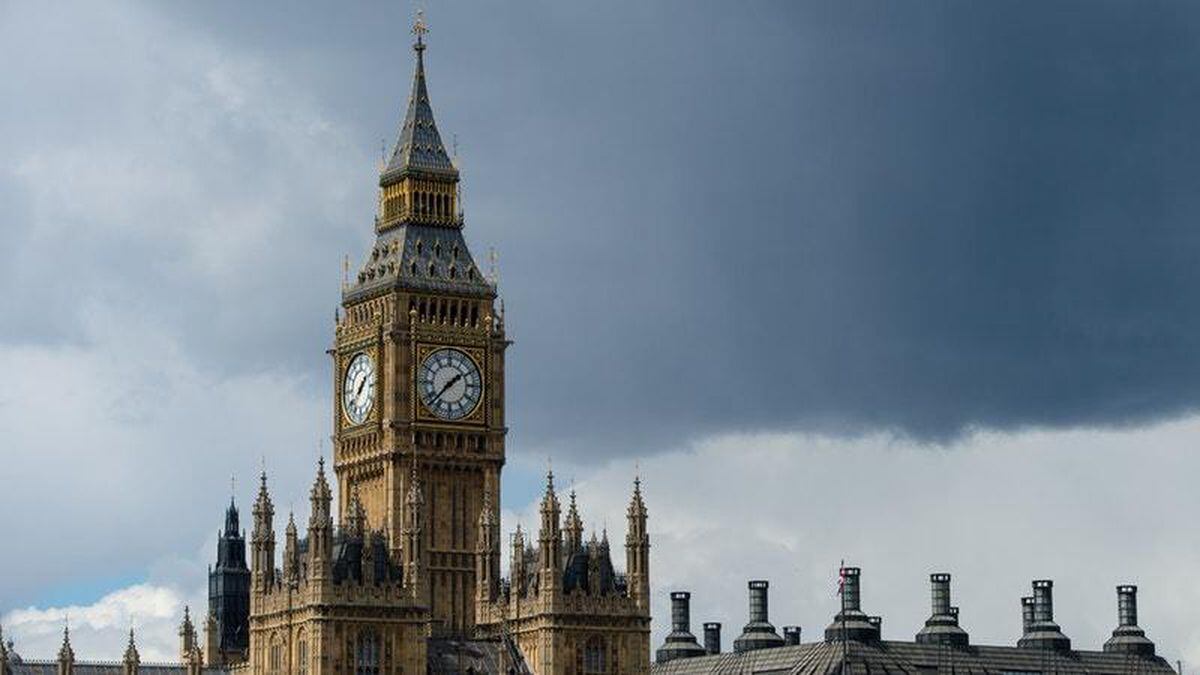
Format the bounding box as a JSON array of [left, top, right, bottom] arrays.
[[8, 417, 1200, 664], [528, 420, 1200, 668], [3, 584, 187, 663]]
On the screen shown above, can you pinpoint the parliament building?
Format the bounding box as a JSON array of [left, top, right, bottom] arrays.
[[0, 17, 1183, 675]]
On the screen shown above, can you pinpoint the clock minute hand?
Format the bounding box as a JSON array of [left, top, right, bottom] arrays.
[[429, 373, 463, 405]]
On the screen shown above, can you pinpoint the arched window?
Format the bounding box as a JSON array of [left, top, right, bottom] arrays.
[[268, 635, 285, 675], [356, 631, 380, 675], [582, 636, 607, 673], [297, 630, 308, 675]]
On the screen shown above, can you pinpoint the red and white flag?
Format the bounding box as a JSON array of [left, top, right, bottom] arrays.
[[836, 560, 846, 596]]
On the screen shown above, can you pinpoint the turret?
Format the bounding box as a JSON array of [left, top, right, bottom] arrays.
[[250, 473, 276, 591], [625, 475, 650, 613], [563, 489, 584, 558], [208, 494, 250, 664], [56, 623, 74, 675], [180, 607, 203, 675], [476, 489, 500, 603], [283, 512, 299, 586], [511, 525, 527, 598], [308, 458, 334, 582], [538, 470, 562, 594], [402, 468, 426, 601], [122, 629, 140, 675]]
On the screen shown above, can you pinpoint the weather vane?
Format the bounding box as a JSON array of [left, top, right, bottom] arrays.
[[413, 9, 428, 48]]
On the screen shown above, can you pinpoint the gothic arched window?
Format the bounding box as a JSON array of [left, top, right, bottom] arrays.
[[582, 636, 607, 674], [296, 630, 308, 675], [356, 631, 380, 675]]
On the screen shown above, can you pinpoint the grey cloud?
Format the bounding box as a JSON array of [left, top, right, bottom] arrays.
[[7, 2, 1200, 462]]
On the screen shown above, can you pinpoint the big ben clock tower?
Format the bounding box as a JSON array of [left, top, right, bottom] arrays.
[[333, 16, 505, 634]]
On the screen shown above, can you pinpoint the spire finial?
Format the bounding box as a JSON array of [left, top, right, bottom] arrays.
[[413, 9, 428, 51]]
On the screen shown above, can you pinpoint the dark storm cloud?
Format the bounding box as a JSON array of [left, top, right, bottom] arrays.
[[6, 1, 1200, 459]]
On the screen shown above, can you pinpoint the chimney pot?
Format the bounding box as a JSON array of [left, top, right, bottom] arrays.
[[703, 622, 722, 655], [1021, 596, 1035, 635], [1117, 585, 1138, 627], [783, 626, 801, 646]]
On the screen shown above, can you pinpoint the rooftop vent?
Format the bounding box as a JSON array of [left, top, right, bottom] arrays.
[[915, 573, 969, 647], [1017, 580, 1071, 651], [703, 623, 722, 655], [733, 580, 786, 653], [824, 566, 881, 643], [783, 626, 802, 646], [655, 591, 708, 663], [1103, 585, 1155, 657]]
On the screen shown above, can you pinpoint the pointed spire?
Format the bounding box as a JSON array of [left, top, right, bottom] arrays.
[[58, 619, 74, 663], [124, 627, 140, 665], [381, 10, 458, 185]]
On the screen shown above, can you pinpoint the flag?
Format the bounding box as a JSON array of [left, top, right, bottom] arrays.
[[836, 559, 846, 596]]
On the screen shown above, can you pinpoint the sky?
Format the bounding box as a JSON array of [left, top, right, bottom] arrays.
[[2, 0, 1200, 665]]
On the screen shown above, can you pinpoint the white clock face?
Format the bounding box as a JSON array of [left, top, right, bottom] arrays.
[[419, 348, 482, 420], [342, 353, 376, 425]]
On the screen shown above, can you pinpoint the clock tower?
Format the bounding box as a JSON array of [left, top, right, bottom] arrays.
[[333, 17, 505, 634]]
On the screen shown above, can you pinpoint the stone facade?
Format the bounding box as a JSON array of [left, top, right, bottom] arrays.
[[474, 475, 653, 675]]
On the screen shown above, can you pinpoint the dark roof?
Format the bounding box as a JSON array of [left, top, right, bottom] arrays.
[[380, 39, 458, 184], [345, 223, 494, 301], [427, 638, 508, 674], [650, 639, 1176, 675]]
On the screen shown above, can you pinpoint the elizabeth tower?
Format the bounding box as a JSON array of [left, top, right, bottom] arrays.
[[332, 20, 505, 634]]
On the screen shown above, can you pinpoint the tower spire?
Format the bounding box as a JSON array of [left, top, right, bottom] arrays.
[[380, 9, 458, 186]]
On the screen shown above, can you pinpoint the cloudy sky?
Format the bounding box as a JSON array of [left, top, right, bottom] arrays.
[[3, 0, 1200, 666]]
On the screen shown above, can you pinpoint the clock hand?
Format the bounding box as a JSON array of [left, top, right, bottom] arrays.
[[355, 376, 368, 397], [429, 373, 464, 405]]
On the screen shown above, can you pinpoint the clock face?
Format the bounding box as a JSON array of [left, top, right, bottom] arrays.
[[419, 348, 483, 420], [342, 353, 376, 425]]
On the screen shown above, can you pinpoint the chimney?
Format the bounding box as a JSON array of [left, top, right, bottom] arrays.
[[1021, 596, 1035, 635], [703, 623, 722, 655], [672, 591, 693, 634], [824, 566, 880, 643], [1104, 585, 1156, 657], [655, 591, 707, 663], [1032, 580, 1053, 624], [733, 580, 785, 653], [1017, 580, 1070, 651], [842, 567, 862, 612], [783, 626, 802, 646], [868, 616, 882, 635], [916, 573, 969, 647], [1118, 585, 1138, 627], [750, 580, 770, 623]]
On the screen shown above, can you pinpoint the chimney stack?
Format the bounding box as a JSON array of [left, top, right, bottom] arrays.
[[1017, 580, 1070, 651], [733, 580, 785, 653], [654, 591, 708, 663], [783, 626, 802, 646], [916, 573, 969, 647], [703, 623, 722, 655], [1104, 585, 1156, 657], [824, 566, 880, 643], [1021, 596, 1035, 635]]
